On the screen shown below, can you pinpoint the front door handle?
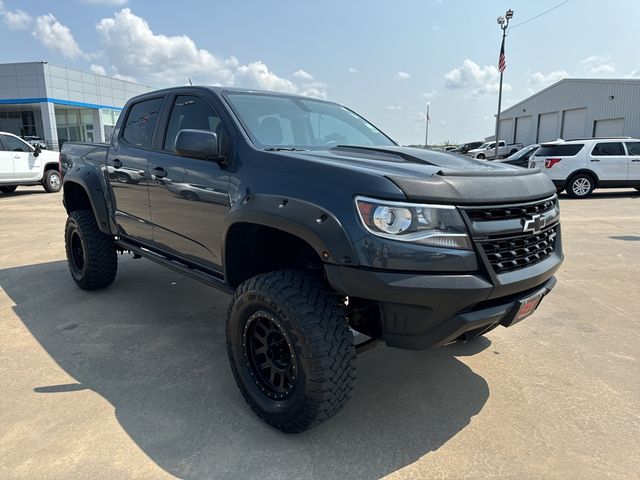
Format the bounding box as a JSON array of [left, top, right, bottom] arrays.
[[631, 159, 640, 163], [109, 158, 122, 168], [590, 159, 600, 162], [153, 167, 168, 179]]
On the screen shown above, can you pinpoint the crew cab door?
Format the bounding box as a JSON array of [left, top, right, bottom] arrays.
[[107, 96, 164, 244], [147, 93, 230, 270], [625, 141, 640, 182], [589, 142, 628, 182], [0, 135, 15, 180], [0, 134, 39, 180]]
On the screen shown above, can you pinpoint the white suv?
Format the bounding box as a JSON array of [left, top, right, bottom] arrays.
[[529, 138, 640, 198]]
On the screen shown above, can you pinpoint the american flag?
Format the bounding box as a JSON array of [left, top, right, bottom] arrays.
[[498, 37, 506, 73]]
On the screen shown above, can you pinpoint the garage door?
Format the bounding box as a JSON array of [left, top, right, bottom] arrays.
[[515, 116, 533, 145], [499, 118, 513, 143], [537, 112, 559, 142], [561, 108, 587, 140], [594, 118, 624, 137]]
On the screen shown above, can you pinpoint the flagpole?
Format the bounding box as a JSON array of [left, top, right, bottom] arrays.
[[494, 9, 513, 160], [425, 102, 430, 149]]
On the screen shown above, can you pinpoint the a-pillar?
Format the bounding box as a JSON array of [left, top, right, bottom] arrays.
[[39, 101, 59, 151]]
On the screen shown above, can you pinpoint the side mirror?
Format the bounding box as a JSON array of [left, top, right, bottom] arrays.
[[174, 129, 219, 161], [33, 144, 42, 157]]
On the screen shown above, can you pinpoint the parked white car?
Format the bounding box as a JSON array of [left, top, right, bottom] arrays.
[[0, 132, 61, 194], [528, 138, 640, 198], [468, 140, 523, 159]]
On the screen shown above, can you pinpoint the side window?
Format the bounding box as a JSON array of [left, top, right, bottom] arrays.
[[625, 142, 640, 156], [122, 97, 163, 149], [163, 95, 222, 151], [592, 142, 624, 156], [1, 134, 30, 152]]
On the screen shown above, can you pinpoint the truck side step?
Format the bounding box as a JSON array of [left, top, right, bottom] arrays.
[[115, 239, 233, 294]]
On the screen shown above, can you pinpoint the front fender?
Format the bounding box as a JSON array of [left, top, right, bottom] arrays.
[[223, 194, 358, 267]]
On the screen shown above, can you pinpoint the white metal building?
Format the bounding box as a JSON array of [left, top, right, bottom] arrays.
[[0, 61, 151, 150], [496, 78, 640, 146]]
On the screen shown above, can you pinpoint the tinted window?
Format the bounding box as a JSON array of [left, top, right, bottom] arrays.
[[625, 142, 640, 156], [163, 95, 222, 151], [592, 142, 624, 156], [1, 134, 30, 152], [535, 144, 584, 157], [122, 98, 163, 149]]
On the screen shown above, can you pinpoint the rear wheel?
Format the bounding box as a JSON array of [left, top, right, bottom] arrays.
[[227, 270, 355, 433], [43, 170, 62, 192], [0, 186, 17, 193], [65, 210, 117, 290], [567, 173, 595, 198]]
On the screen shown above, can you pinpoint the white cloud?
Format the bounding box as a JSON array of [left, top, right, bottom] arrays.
[[421, 89, 437, 100], [94, 9, 326, 97], [32, 13, 86, 59], [385, 105, 403, 111], [81, 0, 129, 5], [347, 67, 357, 74], [394, 71, 410, 80], [580, 54, 615, 75], [444, 59, 511, 98], [528, 70, 568, 89], [292, 69, 314, 81], [625, 68, 640, 78], [89, 64, 107, 75], [0, 1, 32, 30]]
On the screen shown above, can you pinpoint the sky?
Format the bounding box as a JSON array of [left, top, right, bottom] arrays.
[[1, 0, 638, 145]]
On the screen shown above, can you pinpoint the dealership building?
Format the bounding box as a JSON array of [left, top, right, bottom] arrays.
[[0, 61, 151, 150], [496, 78, 640, 145]]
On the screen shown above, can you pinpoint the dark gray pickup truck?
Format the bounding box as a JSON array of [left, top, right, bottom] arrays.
[[60, 86, 563, 432]]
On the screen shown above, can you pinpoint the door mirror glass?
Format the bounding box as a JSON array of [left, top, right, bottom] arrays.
[[174, 129, 219, 160], [33, 144, 42, 157]]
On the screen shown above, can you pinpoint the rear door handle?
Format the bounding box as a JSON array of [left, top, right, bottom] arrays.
[[109, 158, 122, 168], [153, 167, 167, 179], [590, 159, 600, 162], [631, 159, 640, 163]]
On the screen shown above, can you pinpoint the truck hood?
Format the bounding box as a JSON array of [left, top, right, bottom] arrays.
[[286, 145, 555, 204]]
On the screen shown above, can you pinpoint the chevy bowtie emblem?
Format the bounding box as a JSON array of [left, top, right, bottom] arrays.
[[522, 214, 547, 234]]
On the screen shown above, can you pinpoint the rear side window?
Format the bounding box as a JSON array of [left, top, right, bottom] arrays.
[[625, 142, 640, 156], [592, 142, 624, 156], [535, 144, 584, 157], [122, 98, 163, 149]]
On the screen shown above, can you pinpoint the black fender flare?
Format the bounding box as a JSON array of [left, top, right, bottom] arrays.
[[222, 194, 358, 272], [62, 169, 113, 235]]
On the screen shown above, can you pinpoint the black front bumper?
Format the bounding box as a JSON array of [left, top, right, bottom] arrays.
[[325, 250, 562, 350]]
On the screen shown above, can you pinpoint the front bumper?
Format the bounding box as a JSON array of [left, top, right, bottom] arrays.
[[325, 249, 562, 350]]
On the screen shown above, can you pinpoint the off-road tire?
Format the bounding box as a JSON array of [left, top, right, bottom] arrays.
[[43, 169, 62, 192], [0, 186, 17, 193], [567, 173, 595, 199], [65, 210, 117, 290], [227, 270, 355, 433]]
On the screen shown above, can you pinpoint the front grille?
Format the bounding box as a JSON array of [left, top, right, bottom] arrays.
[[479, 225, 557, 274], [466, 197, 556, 221]]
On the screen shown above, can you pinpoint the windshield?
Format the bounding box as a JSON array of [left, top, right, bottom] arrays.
[[508, 144, 538, 159], [478, 142, 489, 149], [225, 92, 396, 150]]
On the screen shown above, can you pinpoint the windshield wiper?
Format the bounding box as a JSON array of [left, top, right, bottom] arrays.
[[264, 147, 307, 152]]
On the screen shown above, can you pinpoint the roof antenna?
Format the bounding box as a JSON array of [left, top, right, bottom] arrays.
[[188, 77, 193, 86]]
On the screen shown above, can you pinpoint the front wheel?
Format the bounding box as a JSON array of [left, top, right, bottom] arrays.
[[476, 153, 485, 160], [227, 270, 355, 433], [43, 170, 62, 192], [0, 186, 17, 193], [567, 174, 595, 199], [65, 210, 117, 290]]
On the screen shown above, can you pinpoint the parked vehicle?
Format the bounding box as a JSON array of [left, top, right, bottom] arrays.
[[496, 144, 539, 168], [0, 131, 61, 193], [529, 138, 640, 198], [450, 141, 483, 154], [61, 86, 563, 432], [469, 140, 523, 159]]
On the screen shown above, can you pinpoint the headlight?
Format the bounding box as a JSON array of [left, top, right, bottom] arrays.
[[355, 196, 472, 250]]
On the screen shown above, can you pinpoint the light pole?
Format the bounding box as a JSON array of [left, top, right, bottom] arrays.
[[494, 8, 513, 160]]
